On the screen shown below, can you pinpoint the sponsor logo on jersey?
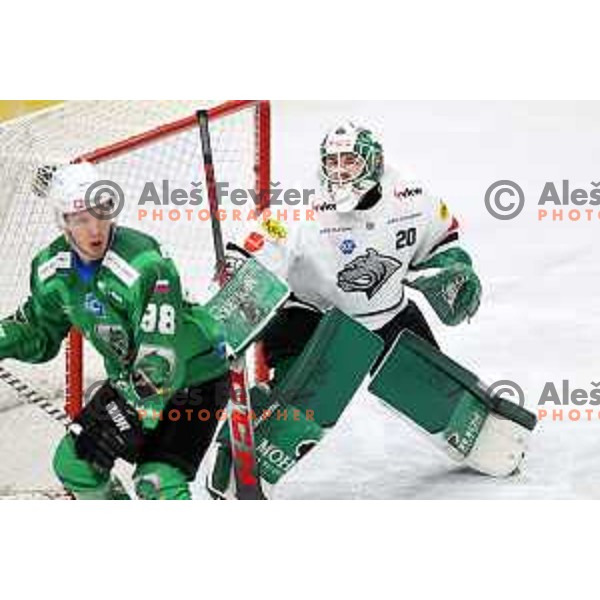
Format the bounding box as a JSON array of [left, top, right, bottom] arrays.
[[319, 226, 353, 236], [103, 250, 140, 287], [261, 218, 287, 241], [387, 213, 424, 226], [243, 231, 265, 253], [339, 239, 357, 255], [313, 201, 337, 212], [37, 252, 72, 283], [337, 248, 402, 299], [84, 292, 106, 317], [394, 186, 423, 200]]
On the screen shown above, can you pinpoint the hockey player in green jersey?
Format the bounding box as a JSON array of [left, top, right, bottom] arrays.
[[0, 163, 230, 499]]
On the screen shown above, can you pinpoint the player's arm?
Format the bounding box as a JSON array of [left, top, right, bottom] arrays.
[[405, 197, 482, 326], [0, 267, 70, 363]]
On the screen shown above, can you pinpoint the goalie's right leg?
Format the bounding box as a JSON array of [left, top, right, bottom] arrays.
[[207, 308, 384, 498], [260, 305, 323, 385]]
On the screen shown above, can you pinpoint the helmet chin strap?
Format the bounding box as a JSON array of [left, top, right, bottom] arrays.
[[65, 223, 116, 263]]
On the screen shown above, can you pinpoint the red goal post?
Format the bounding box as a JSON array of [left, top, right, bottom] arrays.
[[64, 100, 271, 418]]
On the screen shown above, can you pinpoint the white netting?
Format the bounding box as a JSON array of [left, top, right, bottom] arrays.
[[0, 100, 267, 496]]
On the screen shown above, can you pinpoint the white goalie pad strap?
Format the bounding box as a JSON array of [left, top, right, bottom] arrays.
[[464, 412, 532, 478]]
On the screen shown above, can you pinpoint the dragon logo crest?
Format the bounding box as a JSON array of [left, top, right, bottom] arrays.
[[337, 248, 402, 299]]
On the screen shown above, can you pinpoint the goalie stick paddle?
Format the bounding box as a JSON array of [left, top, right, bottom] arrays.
[[197, 109, 263, 500]]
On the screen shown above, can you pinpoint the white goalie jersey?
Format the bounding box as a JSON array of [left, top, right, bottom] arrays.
[[237, 169, 460, 330]]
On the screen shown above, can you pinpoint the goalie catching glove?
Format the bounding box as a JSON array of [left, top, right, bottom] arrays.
[[405, 247, 481, 326]]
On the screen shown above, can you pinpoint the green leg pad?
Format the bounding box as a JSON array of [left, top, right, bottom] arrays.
[[274, 308, 384, 427], [213, 309, 383, 490], [369, 330, 537, 450]]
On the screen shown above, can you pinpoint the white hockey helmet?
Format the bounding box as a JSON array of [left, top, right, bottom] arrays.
[[320, 122, 384, 184], [319, 122, 384, 211], [48, 162, 111, 228]]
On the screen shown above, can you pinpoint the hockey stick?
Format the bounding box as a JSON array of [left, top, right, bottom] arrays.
[[197, 109, 263, 500]]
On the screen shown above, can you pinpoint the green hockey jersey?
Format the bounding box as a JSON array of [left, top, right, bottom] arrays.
[[0, 226, 228, 426]]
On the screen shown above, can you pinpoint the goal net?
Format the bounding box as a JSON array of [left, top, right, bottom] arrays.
[[0, 100, 270, 497]]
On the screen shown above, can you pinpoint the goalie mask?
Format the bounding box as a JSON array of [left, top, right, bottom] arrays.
[[320, 122, 384, 211]]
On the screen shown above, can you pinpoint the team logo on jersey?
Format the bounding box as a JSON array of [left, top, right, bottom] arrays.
[[84, 292, 106, 317], [95, 324, 130, 360], [339, 239, 357, 255], [337, 248, 402, 299]]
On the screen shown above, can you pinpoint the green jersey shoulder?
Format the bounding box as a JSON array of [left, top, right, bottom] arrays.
[[2, 227, 228, 422]]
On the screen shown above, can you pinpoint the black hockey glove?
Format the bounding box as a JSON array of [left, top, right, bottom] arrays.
[[72, 382, 144, 471]]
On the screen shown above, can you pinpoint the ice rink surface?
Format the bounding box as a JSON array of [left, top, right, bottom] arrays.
[[3, 101, 600, 498]]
